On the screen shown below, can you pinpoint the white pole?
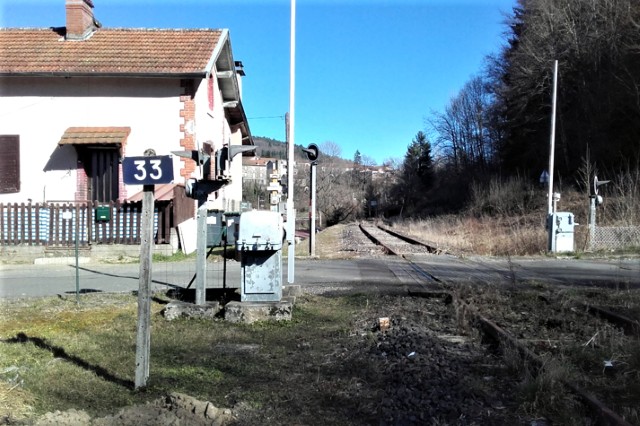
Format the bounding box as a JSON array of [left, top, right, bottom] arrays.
[[547, 60, 558, 216], [286, 0, 296, 283], [547, 60, 559, 252]]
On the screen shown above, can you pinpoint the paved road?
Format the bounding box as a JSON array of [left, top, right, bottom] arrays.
[[0, 258, 400, 299], [1, 255, 639, 299], [403, 254, 640, 288]]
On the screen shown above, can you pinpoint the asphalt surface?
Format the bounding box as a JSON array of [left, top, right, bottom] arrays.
[[1, 254, 639, 299]]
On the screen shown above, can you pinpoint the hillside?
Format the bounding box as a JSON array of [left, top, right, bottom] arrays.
[[251, 136, 351, 167]]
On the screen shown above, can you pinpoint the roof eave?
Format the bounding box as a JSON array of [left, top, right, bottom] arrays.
[[205, 28, 229, 75], [0, 71, 208, 78], [226, 99, 254, 146]]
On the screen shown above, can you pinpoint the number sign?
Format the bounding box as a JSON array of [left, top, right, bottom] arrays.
[[123, 156, 174, 185]]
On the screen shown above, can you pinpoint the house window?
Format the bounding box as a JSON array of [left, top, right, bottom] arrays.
[[0, 135, 20, 194], [79, 146, 120, 203]]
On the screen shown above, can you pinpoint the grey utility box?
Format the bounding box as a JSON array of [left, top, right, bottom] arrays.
[[549, 212, 576, 253], [207, 211, 241, 247], [236, 210, 283, 302], [206, 210, 224, 247], [224, 212, 240, 246]]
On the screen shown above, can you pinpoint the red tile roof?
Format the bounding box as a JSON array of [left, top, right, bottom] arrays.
[[58, 127, 131, 145], [0, 28, 222, 76]]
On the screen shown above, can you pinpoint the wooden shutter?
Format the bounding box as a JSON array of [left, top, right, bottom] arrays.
[[0, 135, 20, 193], [90, 148, 119, 203]]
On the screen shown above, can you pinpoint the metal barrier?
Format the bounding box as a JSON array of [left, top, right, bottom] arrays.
[[590, 226, 640, 251]]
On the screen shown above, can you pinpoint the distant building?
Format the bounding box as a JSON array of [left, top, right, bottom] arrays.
[[242, 157, 286, 185]]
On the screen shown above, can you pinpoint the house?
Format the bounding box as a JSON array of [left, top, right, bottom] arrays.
[[0, 0, 252, 248], [242, 156, 287, 185]]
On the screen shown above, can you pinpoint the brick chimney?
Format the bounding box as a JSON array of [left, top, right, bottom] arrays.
[[66, 0, 96, 40]]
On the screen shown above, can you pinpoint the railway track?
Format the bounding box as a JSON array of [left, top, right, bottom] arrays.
[[358, 222, 437, 256], [357, 221, 640, 425]]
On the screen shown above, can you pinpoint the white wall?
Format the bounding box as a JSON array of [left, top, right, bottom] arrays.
[[0, 74, 245, 210], [0, 76, 184, 203], [192, 75, 243, 211]]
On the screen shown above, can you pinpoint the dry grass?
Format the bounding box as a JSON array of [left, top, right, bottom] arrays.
[[397, 214, 549, 256], [0, 382, 34, 422], [393, 178, 639, 256], [290, 223, 354, 259]]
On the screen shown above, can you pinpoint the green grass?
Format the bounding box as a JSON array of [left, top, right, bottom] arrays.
[[0, 292, 375, 422]]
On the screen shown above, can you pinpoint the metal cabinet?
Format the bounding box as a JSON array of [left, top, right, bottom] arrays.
[[549, 212, 576, 252], [236, 211, 283, 302]]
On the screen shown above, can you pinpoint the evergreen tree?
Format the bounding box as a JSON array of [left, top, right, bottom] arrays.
[[399, 131, 435, 214], [404, 131, 434, 187], [353, 149, 362, 166]]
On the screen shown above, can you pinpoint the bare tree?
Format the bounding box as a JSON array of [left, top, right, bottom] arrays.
[[313, 141, 363, 225], [430, 75, 495, 173], [320, 141, 342, 159], [493, 0, 640, 176]]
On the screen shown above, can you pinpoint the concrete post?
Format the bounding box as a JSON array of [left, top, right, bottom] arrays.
[[588, 196, 596, 251]]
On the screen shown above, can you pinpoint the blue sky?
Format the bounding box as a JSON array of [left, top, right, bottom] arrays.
[[1, 0, 516, 164]]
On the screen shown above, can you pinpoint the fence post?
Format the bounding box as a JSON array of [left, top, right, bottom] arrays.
[[87, 201, 93, 246], [0, 203, 4, 245], [13, 203, 19, 245], [115, 201, 121, 245]]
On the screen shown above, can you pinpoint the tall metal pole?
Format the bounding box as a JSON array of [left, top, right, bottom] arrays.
[[309, 162, 317, 257], [547, 60, 558, 216], [547, 60, 559, 252], [286, 0, 296, 283]]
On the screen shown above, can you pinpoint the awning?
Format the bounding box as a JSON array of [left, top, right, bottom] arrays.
[[58, 127, 131, 145]]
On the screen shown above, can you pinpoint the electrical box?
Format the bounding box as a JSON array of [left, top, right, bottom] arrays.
[[206, 210, 224, 247], [223, 212, 240, 246], [549, 212, 576, 252], [237, 210, 283, 251], [236, 210, 283, 302], [95, 206, 110, 222]]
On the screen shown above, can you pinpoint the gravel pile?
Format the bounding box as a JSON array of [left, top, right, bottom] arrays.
[[360, 297, 521, 425]]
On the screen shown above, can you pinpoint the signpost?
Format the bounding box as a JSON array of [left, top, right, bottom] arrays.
[[302, 144, 319, 257], [122, 155, 173, 186], [123, 150, 173, 390]]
